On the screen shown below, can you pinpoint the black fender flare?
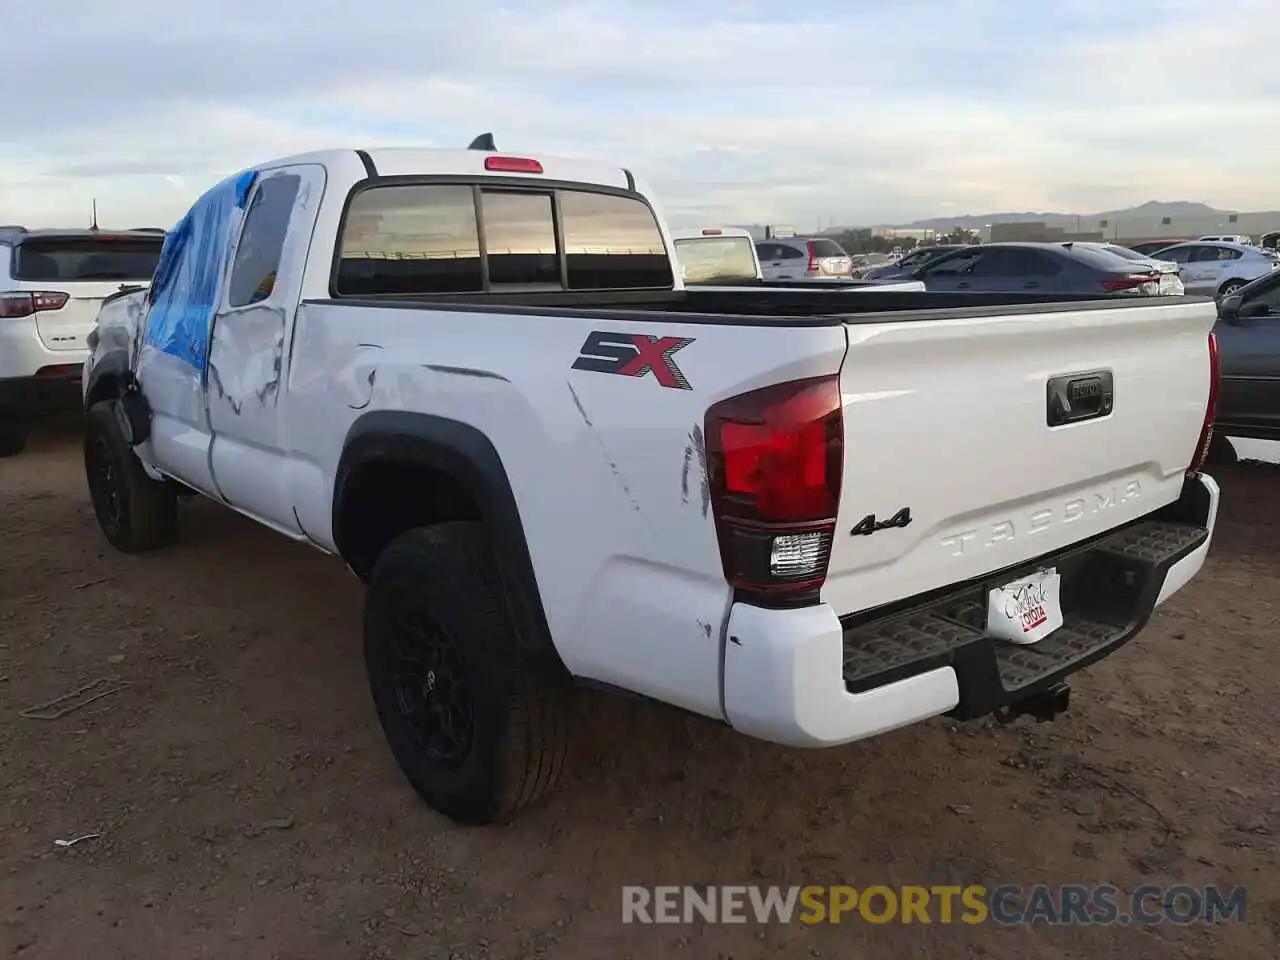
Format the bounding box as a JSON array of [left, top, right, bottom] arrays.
[[334, 410, 566, 676], [83, 348, 132, 410]]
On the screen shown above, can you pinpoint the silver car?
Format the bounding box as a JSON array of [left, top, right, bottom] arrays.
[[754, 237, 853, 281], [1147, 241, 1279, 298]]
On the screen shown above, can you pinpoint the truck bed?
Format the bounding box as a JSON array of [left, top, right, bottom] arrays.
[[293, 288, 1216, 636], [306, 288, 1205, 325]]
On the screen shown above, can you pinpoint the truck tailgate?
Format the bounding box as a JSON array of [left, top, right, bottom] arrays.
[[821, 299, 1216, 617]]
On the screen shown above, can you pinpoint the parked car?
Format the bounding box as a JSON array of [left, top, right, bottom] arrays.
[[1074, 242, 1184, 295], [0, 226, 164, 456], [1144, 241, 1280, 298], [82, 144, 1218, 826], [860, 244, 971, 282], [1198, 234, 1251, 244], [911, 242, 1167, 296], [1129, 239, 1192, 257], [673, 228, 925, 292], [755, 237, 853, 280], [1212, 269, 1280, 447], [849, 253, 891, 278]]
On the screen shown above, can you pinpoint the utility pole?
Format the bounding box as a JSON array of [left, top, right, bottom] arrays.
[[90, 198, 99, 231]]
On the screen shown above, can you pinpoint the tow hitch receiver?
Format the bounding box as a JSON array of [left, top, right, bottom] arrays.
[[996, 683, 1071, 724]]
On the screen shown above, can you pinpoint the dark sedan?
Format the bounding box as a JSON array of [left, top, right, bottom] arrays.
[[1211, 269, 1280, 455], [910, 242, 1166, 296], [861, 244, 971, 282]]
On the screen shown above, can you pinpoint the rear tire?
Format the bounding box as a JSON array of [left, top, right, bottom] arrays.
[[83, 400, 178, 552], [364, 522, 570, 825], [1218, 280, 1246, 298]]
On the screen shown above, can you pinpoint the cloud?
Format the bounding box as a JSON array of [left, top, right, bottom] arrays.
[[2, 0, 1278, 229]]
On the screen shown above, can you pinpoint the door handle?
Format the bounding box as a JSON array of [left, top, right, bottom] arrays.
[[1023, 281, 1040, 289], [956, 281, 970, 289]]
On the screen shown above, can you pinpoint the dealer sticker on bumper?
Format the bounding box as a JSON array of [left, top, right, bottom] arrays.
[[986, 567, 1063, 645]]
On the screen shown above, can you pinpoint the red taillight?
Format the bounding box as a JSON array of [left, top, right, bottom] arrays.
[[1188, 332, 1220, 474], [33, 291, 69, 311], [701, 229, 723, 236], [35, 364, 82, 380], [705, 375, 843, 605], [1102, 274, 1156, 293], [0, 291, 69, 318], [806, 241, 820, 273], [484, 155, 544, 174]]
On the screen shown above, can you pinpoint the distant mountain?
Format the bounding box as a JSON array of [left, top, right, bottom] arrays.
[[893, 201, 1252, 232]]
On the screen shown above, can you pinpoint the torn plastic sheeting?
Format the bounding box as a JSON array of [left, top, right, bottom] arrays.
[[142, 168, 259, 372]]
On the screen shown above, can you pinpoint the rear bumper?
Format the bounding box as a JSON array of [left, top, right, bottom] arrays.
[[722, 473, 1219, 747], [0, 319, 87, 419], [0, 370, 84, 419]]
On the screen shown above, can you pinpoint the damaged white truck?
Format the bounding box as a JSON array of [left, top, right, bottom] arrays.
[[82, 141, 1222, 825]]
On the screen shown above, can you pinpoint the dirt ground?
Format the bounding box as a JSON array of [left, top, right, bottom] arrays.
[[2, 419, 1278, 960]]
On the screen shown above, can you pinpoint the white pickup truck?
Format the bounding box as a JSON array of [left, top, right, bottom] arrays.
[[82, 142, 1221, 825]]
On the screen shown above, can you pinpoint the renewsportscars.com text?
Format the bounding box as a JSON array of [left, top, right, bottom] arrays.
[[621, 884, 1247, 926]]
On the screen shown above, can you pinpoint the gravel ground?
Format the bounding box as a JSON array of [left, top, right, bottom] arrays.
[[1, 420, 1277, 959]]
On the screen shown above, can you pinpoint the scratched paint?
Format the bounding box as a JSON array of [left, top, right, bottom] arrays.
[[566, 381, 644, 516], [683, 425, 711, 517], [681, 442, 692, 504], [207, 314, 287, 415], [567, 381, 593, 428], [349, 368, 377, 410], [207, 362, 243, 415], [423, 364, 510, 382]]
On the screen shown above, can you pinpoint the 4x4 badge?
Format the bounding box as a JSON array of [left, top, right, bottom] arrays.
[[851, 508, 913, 536]]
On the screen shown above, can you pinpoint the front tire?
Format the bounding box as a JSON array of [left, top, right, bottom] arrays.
[[83, 400, 178, 552], [364, 522, 569, 825]]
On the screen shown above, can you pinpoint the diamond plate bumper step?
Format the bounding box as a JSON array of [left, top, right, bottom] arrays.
[[840, 517, 1209, 720]]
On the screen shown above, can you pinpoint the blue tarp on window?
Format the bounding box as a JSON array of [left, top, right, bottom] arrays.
[[142, 169, 259, 371]]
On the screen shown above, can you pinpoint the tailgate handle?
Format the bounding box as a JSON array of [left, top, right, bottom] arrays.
[[1046, 370, 1113, 427]]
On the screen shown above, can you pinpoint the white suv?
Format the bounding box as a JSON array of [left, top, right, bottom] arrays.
[[0, 227, 164, 455], [754, 237, 853, 281]]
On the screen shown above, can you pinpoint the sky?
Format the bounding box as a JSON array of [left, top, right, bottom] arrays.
[[3, 0, 1278, 232]]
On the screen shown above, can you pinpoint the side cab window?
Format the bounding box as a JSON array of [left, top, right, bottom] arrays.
[[227, 173, 303, 307], [222, 164, 327, 313]]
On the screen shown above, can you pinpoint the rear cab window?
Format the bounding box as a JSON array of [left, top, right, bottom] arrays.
[[674, 236, 759, 284], [334, 182, 673, 296], [9, 235, 163, 282]]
